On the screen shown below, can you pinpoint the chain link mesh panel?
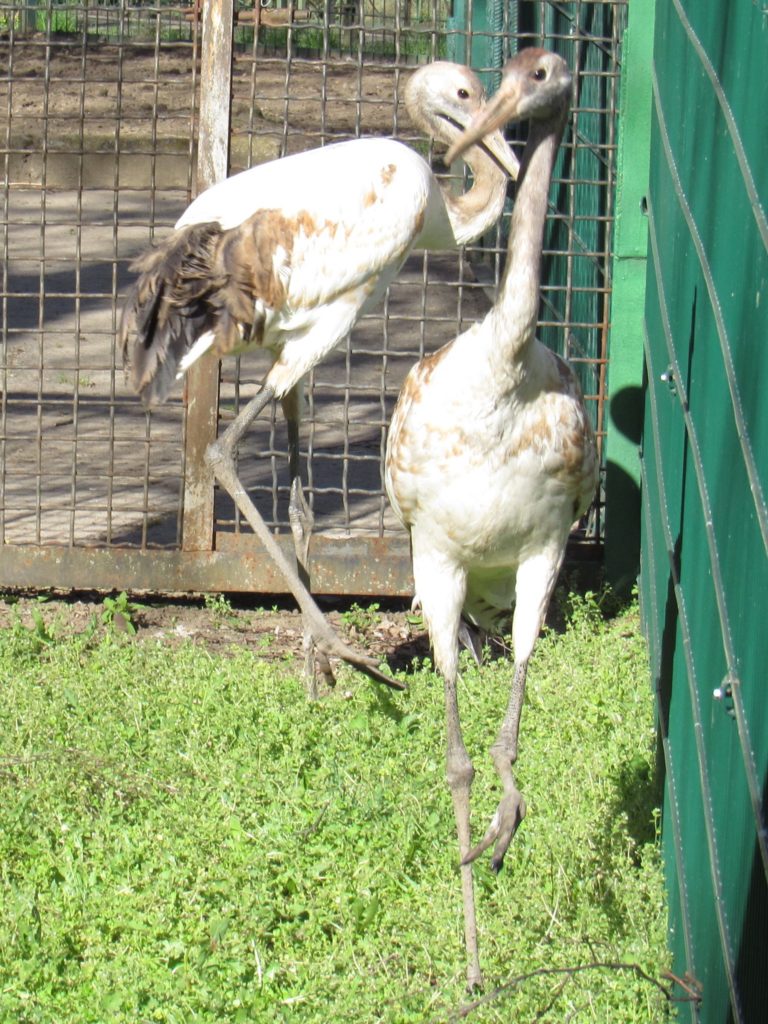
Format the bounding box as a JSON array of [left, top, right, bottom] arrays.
[[1, 0, 625, 592]]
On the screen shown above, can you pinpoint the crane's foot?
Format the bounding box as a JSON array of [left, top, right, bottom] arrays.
[[284, 479, 405, 693], [466, 961, 483, 992], [301, 611, 401, 698], [286, 478, 334, 700], [462, 787, 526, 872], [302, 626, 336, 701], [309, 615, 406, 691]]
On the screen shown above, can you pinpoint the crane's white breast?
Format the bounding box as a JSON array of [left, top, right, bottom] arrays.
[[386, 333, 596, 570]]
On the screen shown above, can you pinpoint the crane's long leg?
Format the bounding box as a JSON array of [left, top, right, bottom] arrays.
[[281, 387, 335, 699], [463, 657, 528, 871], [416, 551, 482, 989], [464, 554, 560, 870], [444, 666, 483, 990], [205, 382, 404, 691]]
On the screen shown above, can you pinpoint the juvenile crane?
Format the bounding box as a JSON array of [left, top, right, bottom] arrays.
[[385, 49, 598, 986], [119, 62, 518, 694]]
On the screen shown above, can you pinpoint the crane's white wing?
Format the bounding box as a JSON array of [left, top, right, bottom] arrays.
[[123, 138, 451, 404], [179, 138, 450, 313]]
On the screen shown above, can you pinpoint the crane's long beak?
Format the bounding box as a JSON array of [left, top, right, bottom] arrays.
[[446, 78, 523, 168], [476, 126, 520, 181]]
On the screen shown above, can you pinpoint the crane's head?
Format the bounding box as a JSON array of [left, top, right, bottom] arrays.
[[404, 61, 520, 179], [444, 49, 572, 167]]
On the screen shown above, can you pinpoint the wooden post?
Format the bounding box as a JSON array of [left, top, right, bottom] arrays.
[[181, 0, 233, 552]]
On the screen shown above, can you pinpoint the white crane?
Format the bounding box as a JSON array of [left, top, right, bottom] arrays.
[[385, 49, 598, 987], [119, 61, 519, 696]]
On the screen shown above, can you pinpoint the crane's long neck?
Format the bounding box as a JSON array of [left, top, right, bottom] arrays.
[[443, 147, 509, 245], [489, 112, 566, 360]]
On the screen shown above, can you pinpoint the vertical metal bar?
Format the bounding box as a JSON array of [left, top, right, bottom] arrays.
[[594, 5, 624, 543], [605, 0, 655, 588], [320, 1, 330, 143], [305, 374, 315, 528], [378, 296, 390, 536], [342, 335, 351, 529], [179, 6, 204, 547], [107, 2, 127, 548], [0, 4, 12, 545], [35, 4, 53, 545], [270, 398, 280, 531], [181, 0, 234, 552], [280, 6, 292, 157], [69, 15, 88, 547]]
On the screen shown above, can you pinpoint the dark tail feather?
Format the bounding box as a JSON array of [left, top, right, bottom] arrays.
[[119, 222, 223, 407]]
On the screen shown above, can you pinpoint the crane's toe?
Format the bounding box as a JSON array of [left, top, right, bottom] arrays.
[[462, 788, 526, 871], [302, 633, 337, 701], [342, 649, 407, 691], [311, 625, 406, 692]]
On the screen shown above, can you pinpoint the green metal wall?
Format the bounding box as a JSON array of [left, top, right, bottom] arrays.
[[638, 1, 768, 1020]]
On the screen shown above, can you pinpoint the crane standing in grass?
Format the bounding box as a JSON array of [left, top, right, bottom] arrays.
[[385, 49, 598, 987], [119, 62, 519, 696]]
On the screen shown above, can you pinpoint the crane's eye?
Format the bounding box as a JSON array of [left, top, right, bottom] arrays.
[[532, 67, 547, 81], [457, 88, 470, 100]]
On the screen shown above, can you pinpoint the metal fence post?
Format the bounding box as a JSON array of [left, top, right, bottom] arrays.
[[604, 0, 655, 592]]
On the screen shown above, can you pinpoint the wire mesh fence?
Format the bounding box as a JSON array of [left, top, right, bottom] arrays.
[[0, 0, 625, 595]]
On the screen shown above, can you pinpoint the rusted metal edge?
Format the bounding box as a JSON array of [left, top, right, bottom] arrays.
[[0, 535, 415, 598], [0, 533, 600, 599]]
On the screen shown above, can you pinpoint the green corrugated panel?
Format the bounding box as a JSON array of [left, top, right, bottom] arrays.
[[640, 1, 768, 1020]]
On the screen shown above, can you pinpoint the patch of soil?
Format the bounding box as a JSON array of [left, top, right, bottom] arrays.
[[4, 38, 411, 153], [0, 590, 431, 674]]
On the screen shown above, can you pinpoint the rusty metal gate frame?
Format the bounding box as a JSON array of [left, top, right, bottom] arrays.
[[1, 0, 621, 598]]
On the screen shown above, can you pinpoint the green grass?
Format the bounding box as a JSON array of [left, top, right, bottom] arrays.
[[0, 593, 673, 1022]]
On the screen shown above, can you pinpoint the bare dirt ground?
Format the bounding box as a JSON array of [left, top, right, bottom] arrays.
[[0, 588, 431, 673], [4, 37, 416, 162], [0, 554, 602, 671]]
